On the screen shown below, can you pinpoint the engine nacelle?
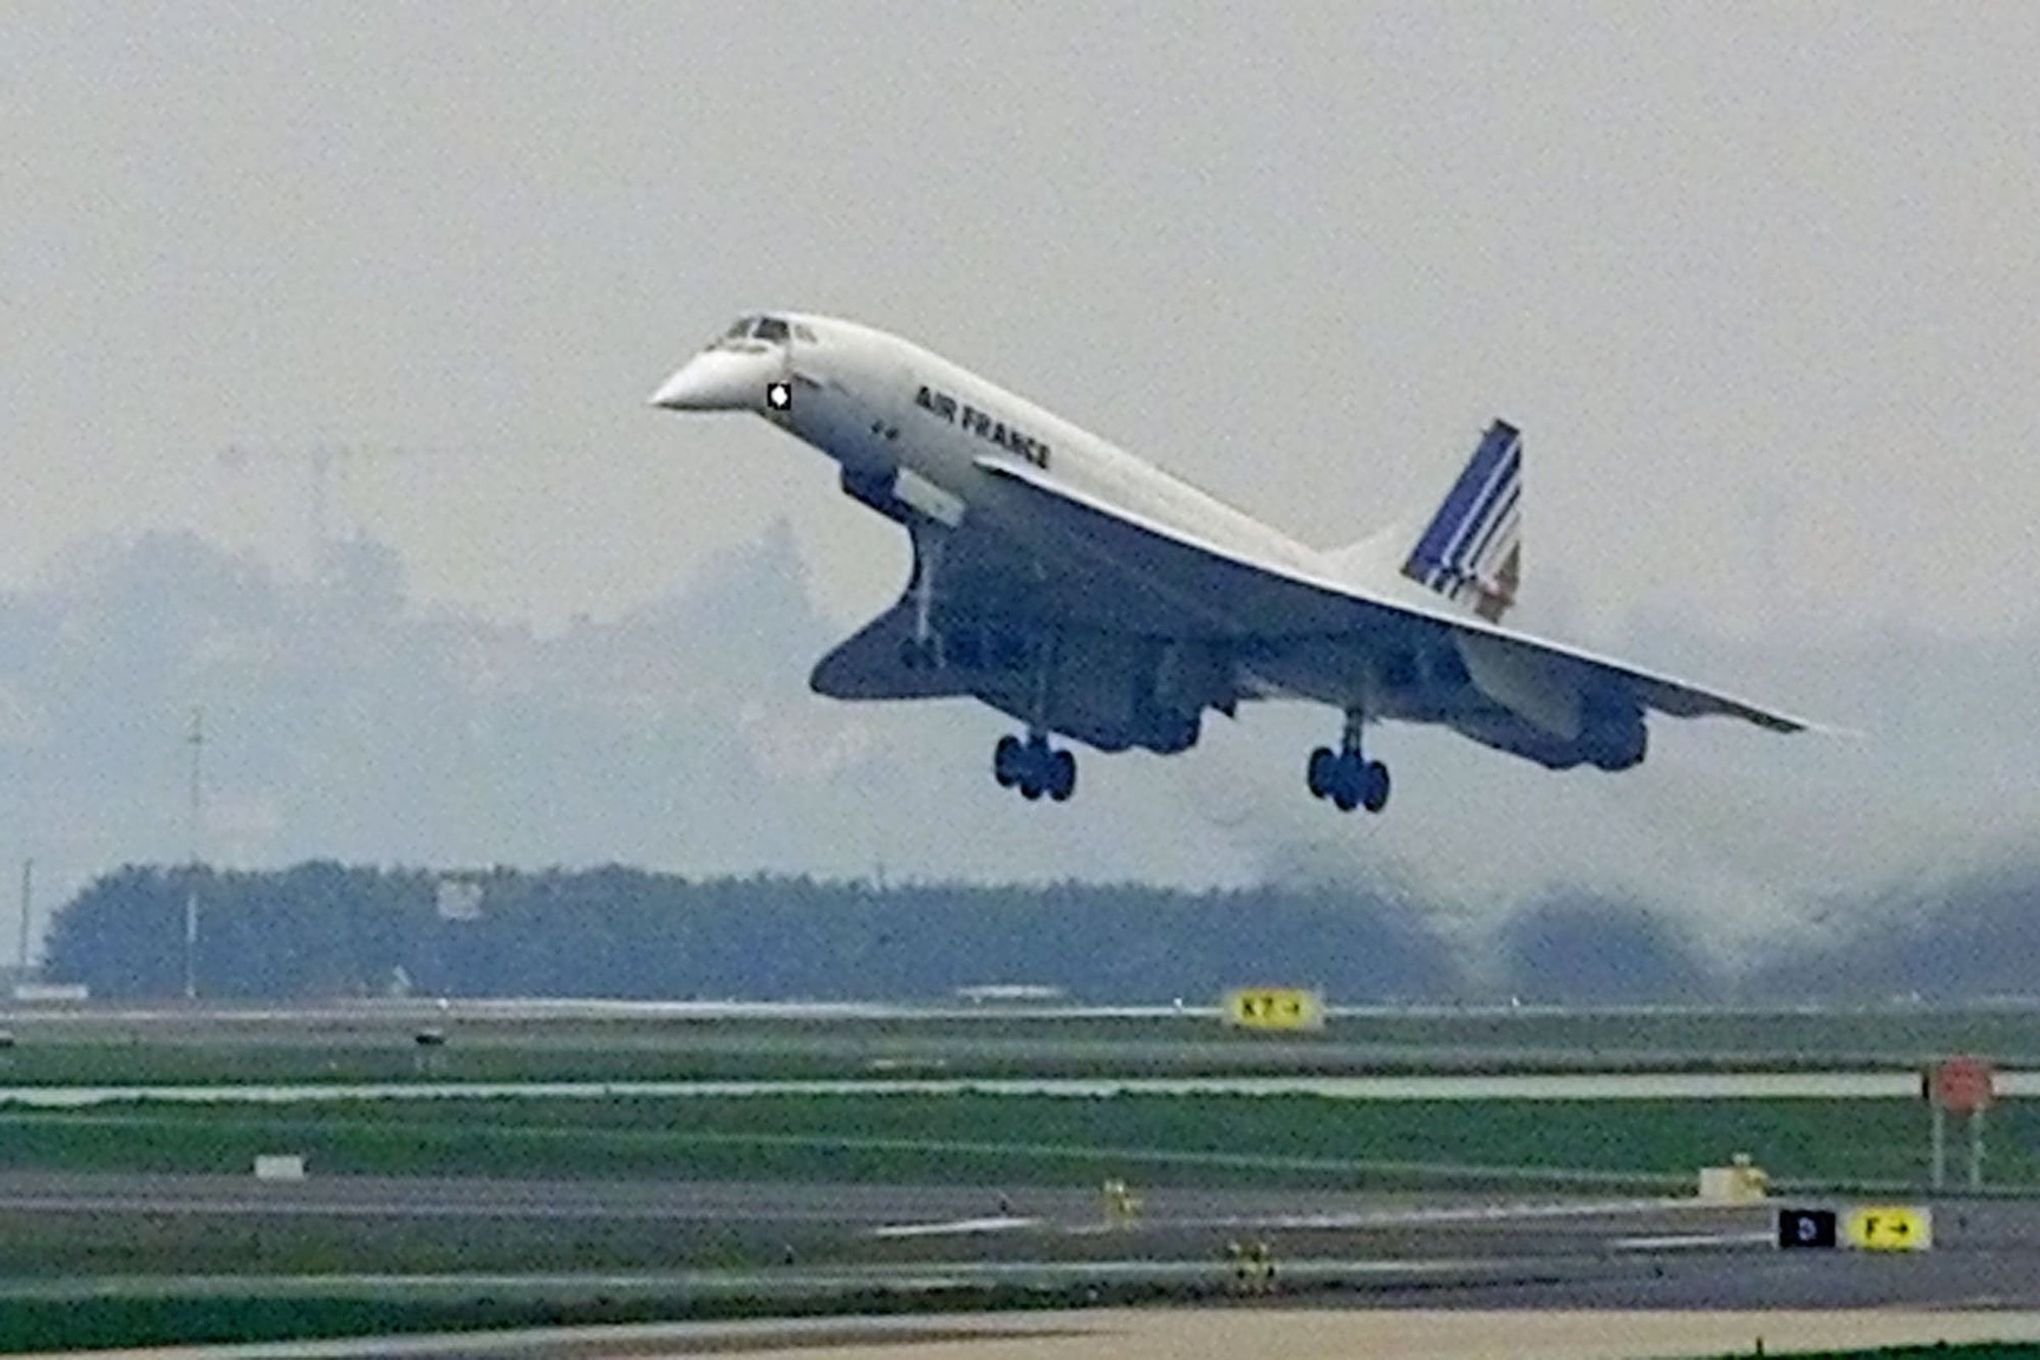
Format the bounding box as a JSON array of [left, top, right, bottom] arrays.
[[1581, 707, 1648, 771], [1034, 636, 1229, 754]]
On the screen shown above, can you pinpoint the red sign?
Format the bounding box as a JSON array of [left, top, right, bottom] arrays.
[[1930, 1055, 1997, 1115]]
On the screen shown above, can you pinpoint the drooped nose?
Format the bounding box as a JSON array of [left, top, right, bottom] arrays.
[[647, 349, 778, 411]]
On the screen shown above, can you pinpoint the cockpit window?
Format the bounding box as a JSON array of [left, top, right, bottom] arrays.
[[708, 314, 795, 350]]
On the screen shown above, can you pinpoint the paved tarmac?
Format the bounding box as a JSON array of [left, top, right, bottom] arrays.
[[16, 1310, 2040, 1360], [3, 998, 2033, 1080], [6, 1172, 2040, 1310], [0, 1172, 1723, 1233], [0, 1071, 2005, 1106]]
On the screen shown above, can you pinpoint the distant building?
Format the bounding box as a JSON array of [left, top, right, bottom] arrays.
[[954, 984, 1066, 1004], [435, 879, 485, 923], [10, 981, 89, 1003]]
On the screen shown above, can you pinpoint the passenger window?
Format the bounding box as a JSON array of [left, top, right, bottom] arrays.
[[795, 324, 817, 343], [754, 317, 790, 342]]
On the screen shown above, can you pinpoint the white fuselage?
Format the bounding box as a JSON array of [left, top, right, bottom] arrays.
[[769, 315, 1326, 596]]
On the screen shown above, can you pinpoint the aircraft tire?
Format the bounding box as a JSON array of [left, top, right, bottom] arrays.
[[1329, 763, 1362, 813], [1306, 747, 1336, 799], [1362, 761, 1390, 813], [994, 734, 1023, 787], [1048, 749, 1077, 802]]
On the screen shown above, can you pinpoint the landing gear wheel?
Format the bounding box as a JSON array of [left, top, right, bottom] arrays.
[[1361, 760, 1390, 813], [993, 734, 1023, 788], [995, 733, 1076, 803], [1048, 749, 1077, 802], [1310, 708, 1390, 814], [1306, 747, 1337, 800]]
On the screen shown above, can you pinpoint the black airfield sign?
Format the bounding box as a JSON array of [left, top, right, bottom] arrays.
[[1777, 1208, 1838, 1250]]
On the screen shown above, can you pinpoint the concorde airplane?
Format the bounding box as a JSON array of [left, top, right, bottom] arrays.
[[650, 313, 1809, 811]]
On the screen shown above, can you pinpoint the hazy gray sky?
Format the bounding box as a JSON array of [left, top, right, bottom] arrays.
[[7, 4, 2040, 958], [8, 3, 2035, 640]]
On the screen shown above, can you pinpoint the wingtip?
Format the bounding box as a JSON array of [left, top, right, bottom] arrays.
[[1761, 710, 1859, 739]]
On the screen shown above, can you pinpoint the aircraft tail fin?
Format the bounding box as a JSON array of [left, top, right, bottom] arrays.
[[1400, 419, 1522, 622]]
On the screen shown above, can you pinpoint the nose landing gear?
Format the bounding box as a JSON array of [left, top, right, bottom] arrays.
[[995, 733, 1076, 803], [1306, 711, 1389, 813], [899, 529, 949, 671]]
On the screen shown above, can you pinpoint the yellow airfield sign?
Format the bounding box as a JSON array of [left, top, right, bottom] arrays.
[[1844, 1206, 1932, 1252], [1222, 987, 1325, 1032]]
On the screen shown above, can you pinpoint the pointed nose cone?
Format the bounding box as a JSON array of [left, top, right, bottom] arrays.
[[648, 350, 776, 412], [647, 364, 707, 410]]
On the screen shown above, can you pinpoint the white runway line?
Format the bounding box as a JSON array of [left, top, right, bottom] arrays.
[[1185, 1196, 1725, 1231], [1611, 1231, 1774, 1251], [0, 1069, 2004, 1106], [869, 1215, 1042, 1238]]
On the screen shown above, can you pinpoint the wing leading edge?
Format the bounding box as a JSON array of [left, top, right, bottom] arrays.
[[810, 601, 977, 700], [974, 456, 1816, 736]]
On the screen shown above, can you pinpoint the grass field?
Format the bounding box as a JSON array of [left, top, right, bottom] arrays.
[[0, 1279, 1189, 1355], [0, 1092, 2005, 1196]]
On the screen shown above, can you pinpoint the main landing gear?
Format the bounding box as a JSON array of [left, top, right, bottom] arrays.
[[1306, 711, 1390, 813], [995, 733, 1076, 803]]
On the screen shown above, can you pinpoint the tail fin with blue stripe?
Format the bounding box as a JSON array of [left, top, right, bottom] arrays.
[[1401, 419, 1522, 622]]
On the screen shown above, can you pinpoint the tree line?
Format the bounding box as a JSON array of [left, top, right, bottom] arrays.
[[40, 863, 1466, 1002], [47, 860, 2038, 1003]]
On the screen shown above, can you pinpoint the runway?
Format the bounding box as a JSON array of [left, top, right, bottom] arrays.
[[5, 1172, 2040, 1311], [0, 1171, 1726, 1232], [0, 1070, 1991, 1107], [3, 999, 2035, 1086], [0, 998, 1991, 1024]]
